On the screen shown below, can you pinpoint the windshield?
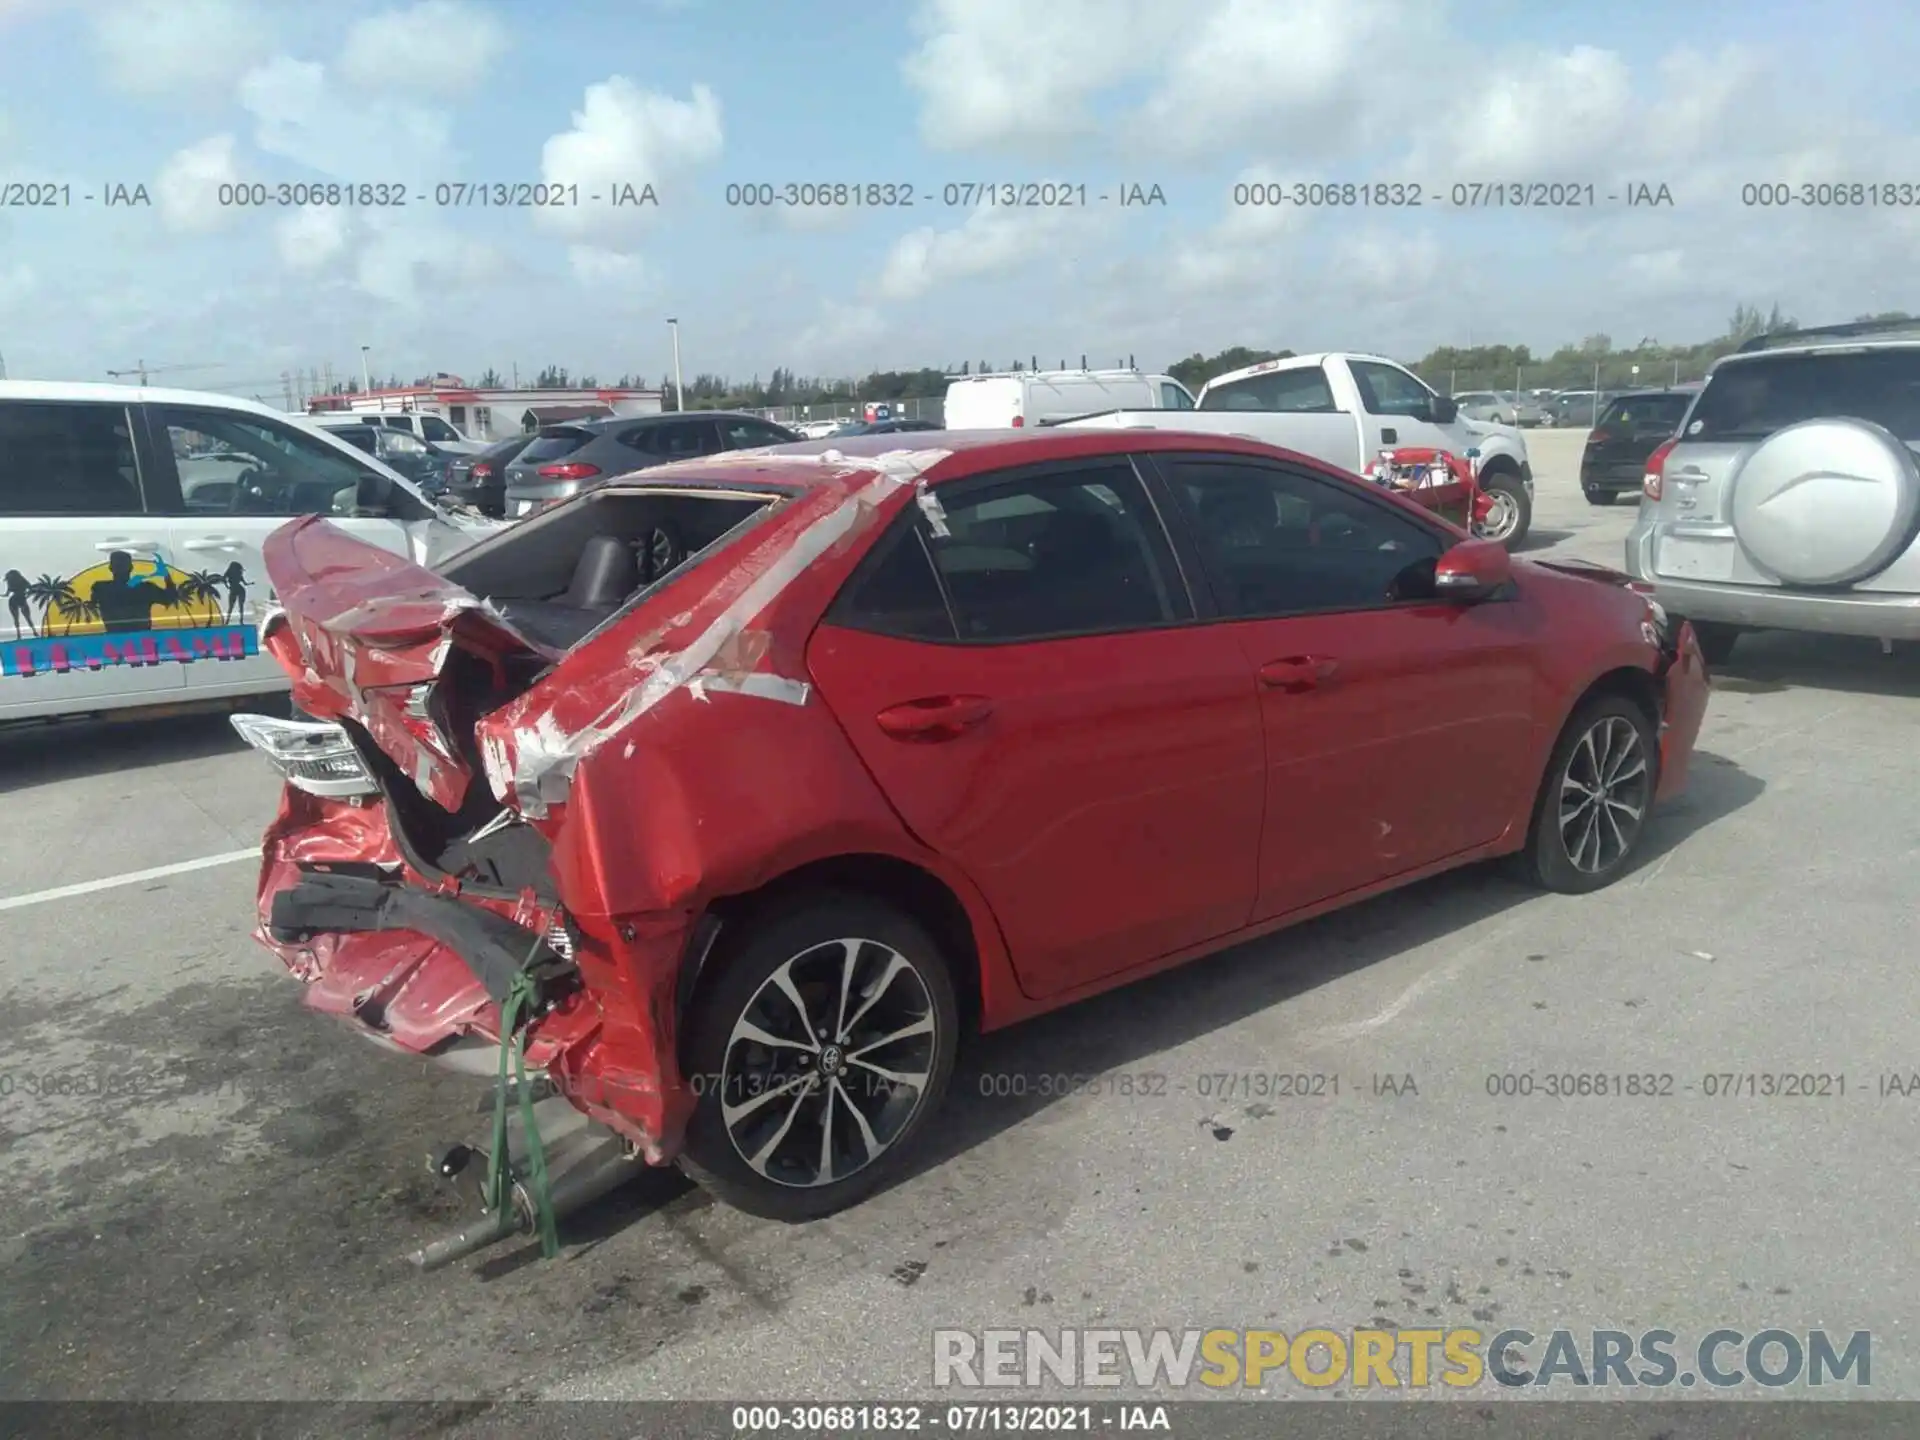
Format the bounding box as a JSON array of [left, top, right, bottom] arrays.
[[1685, 349, 1920, 442]]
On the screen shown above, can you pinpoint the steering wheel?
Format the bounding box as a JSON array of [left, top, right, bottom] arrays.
[[228, 466, 271, 513]]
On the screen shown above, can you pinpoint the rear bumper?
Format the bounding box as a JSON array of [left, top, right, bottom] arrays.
[[1626, 522, 1920, 638], [1656, 621, 1710, 803], [253, 785, 697, 1162]]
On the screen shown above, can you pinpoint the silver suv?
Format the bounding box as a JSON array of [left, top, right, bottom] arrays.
[[1625, 320, 1920, 664]]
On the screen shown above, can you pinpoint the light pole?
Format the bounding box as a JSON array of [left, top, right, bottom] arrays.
[[666, 318, 684, 411], [359, 344, 372, 395]]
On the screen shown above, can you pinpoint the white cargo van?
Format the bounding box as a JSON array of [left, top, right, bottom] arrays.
[[942, 369, 1196, 429]]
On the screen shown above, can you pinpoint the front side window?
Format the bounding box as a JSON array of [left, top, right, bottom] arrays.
[[152, 408, 421, 519], [1199, 366, 1338, 413], [723, 419, 795, 450], [921, 462, 1187, 641], [1164, 458, 1443, 616], [420, 416, 460, 443], [1161, 382, 1195, 410], [1348, 361, 1436, 419], [0, 402, 143, 516]]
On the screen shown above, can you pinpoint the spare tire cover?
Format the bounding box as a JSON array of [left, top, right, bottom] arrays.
[[1728, 417, 1920, 586]]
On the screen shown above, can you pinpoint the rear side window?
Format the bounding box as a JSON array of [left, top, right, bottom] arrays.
[[1686, 350, 1920, 442], [1200, 367, 1337, 413], [924, 463, 1187, 641], [0, 402, 143, 516], [522, 429, 593, 461], [419, 416, 460, 442], [830, 524, 957, 640]]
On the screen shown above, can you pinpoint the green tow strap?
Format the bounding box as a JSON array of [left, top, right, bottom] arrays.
[[487, 965, 560, 1258]]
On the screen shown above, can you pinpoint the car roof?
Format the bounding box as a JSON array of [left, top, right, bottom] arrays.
[[0, 379, 301, 418], [613, 427, 1363, 496]]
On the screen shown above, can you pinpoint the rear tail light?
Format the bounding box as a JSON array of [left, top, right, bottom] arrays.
[[1643, 439, 1676, 500], [472, 462, 494, 479], [537, 462, 602, 480], [1010, 415, 1024, 427], [1587, 430, 1609, 446], [230, 714, 378, 798]]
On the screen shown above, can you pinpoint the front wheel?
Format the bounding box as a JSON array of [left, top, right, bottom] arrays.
[[1518, 694, 1659, 894], [677, 894, 959, 1221], [1473, 469, 1532, 549]]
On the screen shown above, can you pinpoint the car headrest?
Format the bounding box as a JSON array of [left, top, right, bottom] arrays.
[[565, 533, 642, 609]]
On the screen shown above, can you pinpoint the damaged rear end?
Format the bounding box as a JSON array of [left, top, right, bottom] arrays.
[[233, 458, 928, 1258]]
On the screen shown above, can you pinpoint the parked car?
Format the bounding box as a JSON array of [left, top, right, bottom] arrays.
[[504, 411, 800, 518], [0, 381, 498, 727], [444, 433, 534, 518], [234, 426, 1707, 1242], [1059, 351, 1536, 547], [315, 418, 457, 497], [1553, 390, 1615, 428], [1450, 391, 1543, 426], [943, 368, 1196, 429], [1579, 390, 1697, 505], [793, 419, 844, 440], [341, 411, 488, 455], [829, 418, 943, 437], [1626, 318, 1920, 664]]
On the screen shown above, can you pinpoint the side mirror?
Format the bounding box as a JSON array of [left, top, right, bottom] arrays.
[[1434, 538, 1511, 600], [1430, 396, 1459, 424]]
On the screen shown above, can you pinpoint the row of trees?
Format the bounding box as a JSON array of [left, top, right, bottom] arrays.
[[323, 305, 1910, 410]]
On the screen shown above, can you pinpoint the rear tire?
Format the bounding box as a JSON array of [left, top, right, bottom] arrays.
[[1583, 486, 1612, 506], [677, 893, 959, 1222], [1518, 694, 1660, 894], [1688, 621, 1740, 666]]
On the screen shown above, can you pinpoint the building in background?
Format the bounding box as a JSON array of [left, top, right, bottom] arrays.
[[308, 379, 664, 440]]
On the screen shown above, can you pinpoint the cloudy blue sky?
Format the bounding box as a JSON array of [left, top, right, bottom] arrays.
[[1, 0, 1916, 400]]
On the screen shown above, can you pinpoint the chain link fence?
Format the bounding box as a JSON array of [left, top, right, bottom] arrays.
[[739, 396, 946, 427]]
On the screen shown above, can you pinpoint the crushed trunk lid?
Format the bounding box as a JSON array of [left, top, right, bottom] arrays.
[[260, 514, 556, 812]]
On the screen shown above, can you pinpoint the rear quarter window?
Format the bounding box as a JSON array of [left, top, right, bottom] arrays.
[[1199, 368, 1338, 413], [1686, 350, 1920, 442]]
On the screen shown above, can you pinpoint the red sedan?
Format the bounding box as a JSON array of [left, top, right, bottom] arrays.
[[237, 429, 1708, 1236]]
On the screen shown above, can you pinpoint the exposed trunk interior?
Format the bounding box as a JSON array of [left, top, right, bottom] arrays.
[[344, 486, 783, 895], [443, 487, 777, 652]]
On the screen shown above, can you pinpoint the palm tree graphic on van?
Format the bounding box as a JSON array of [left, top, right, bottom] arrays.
[[0, 551, 260, 679]]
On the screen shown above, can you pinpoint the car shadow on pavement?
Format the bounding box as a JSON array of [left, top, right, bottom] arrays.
[[1707, 631, 1920, 699], [0, 708, 271, 795], [898, 748, 1765, 1188], [1518, 527, 1576, 550]]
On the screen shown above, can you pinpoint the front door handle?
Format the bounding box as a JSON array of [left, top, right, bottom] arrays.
[[1258, 655, 1339, 692], [181, 536, 245, 553], [875, 694, 994, 741]]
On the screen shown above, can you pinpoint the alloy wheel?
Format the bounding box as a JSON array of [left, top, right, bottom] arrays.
[[720, 937, 938, 1189], [1557, 714, 1650, 873]]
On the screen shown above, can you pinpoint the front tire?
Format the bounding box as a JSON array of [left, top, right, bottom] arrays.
[[677, 894, 959, 1221], [1518, 694, 1659, 894], [1474, 468, 1532, 549]]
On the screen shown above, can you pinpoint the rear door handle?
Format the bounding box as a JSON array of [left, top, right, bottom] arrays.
[[1258, 655, 1339, 692], [95, 538, 160, 551], [875, 695, 994, 741], [181, 536, 245, 553]]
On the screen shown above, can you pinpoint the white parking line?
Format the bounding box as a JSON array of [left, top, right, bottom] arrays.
[[0, 849, 259, 913]]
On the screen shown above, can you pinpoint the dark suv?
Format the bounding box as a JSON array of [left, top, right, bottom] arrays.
[[503, 411, 799, 517], [1579, 389, 1697, 504]]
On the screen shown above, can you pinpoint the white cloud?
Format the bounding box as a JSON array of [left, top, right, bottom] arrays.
[[901, 0, 1181, 155], [238, 56, 456, 184], [0, 261, 35, 307], [338, 0, 507, 100], [568, 245, 646, 287], [90, 0, 276, 100], [537, 78, 723, 277], [154, 134, 240, 234], [789, 303, 888, 370], [275, 205, 350, 272], [878, 205, 1091, 302]]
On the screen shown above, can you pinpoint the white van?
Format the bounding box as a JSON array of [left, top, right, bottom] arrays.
[[942, 369, 1196, 429], [0, 381, 497, 726]]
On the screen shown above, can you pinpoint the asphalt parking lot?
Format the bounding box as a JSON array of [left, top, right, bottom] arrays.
[[4, 428, 1918, 1408]]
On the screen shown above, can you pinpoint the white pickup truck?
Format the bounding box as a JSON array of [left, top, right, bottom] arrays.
[[1056, 351, 1536, 547]]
